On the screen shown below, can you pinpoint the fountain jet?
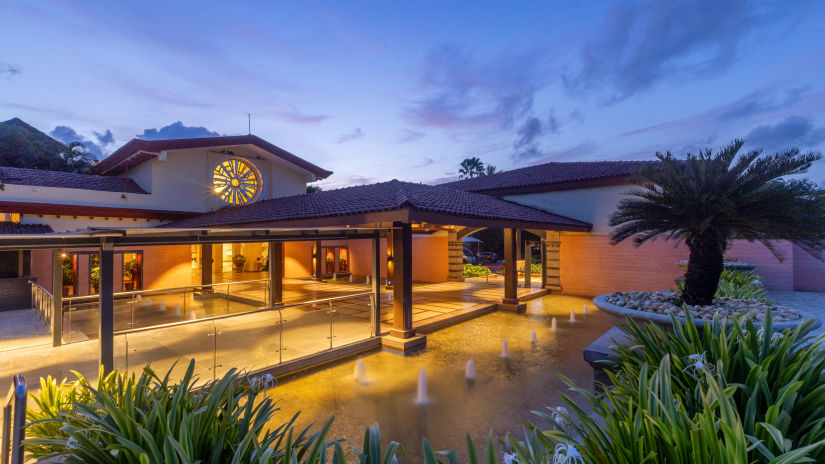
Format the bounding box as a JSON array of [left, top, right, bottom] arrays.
[[354, 359, 368, 384], [174, 303, 181, 317], [569, 309, 576, 323], [465, 359, 475, 380], [501, 339, 510, 358], [584, 304, 589, 315], [158, 301, 166, 312], [415, 368, 429, 405], [187, 310, 197, 320], [551, 317, 558, 332], [530, 330, 538, 343]]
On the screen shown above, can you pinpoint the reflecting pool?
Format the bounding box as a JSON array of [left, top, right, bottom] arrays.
[[266, 294, 611, 462]]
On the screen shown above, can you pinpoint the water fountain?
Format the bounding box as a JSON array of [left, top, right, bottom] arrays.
[[173, 303, 181, 317], [135, 294, 142, 302], [465, 359, 475, 380], [530, 330, 538, 343], [569, 309, 576, 323], [145, 297, 152, 306], [187, 310, 198, 320], [415, 368, 429, 405], [354, 358, 368, 384], [584, 303, 589, 315], [158, 301, 166, 312], [551, 317, 558, 332], [501, 339, 510, 358]]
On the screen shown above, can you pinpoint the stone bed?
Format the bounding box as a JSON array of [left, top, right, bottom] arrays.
[[603, 290, 803, 322]]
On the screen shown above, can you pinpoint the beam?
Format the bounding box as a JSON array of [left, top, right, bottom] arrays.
[[269, 241, 283, 306], [99, 242, 114, 374], [390, 222, 413, 338], [371, 234, 381, 337], [51, 249, 62, 347]]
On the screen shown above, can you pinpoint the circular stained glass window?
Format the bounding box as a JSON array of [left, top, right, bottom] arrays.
[[212, 158, 260, 205]]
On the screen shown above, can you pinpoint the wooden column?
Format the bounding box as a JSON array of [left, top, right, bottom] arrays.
[[51, 249, 63, 347], [313, 240, 323, 280], [384, 231, 394, 289], [390, 222, 413, 338], [503, 228, 519, 305], [446, 229, 464, 282], [371, 234, 381, 337], [200, 244, 212, 289], [545, 231, 562, 292], [515, 229, 522, 260], [540, 239, 548, 289], [99, 242, 114, 374], [269, 242, 283, 306], [524, 240, 532, 288]]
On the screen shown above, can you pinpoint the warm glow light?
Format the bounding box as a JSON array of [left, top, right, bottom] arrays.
[[212, 158, 260, 205]]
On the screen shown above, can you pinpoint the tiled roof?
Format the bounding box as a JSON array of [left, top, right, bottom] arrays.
[[0, 222, 53, 234], [0, 166, 147, 194], [439, 160, 659, 194], [95, 135, 333, 179], [164, 180, 591, 230]]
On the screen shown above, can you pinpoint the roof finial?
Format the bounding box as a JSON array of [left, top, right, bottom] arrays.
[[247, 113, 252, 135]]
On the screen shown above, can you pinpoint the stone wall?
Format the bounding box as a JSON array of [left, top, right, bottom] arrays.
[[0, 278, 32, 311]]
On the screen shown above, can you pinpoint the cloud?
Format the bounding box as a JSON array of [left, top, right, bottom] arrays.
[[396, 129, 426, 144], [565, 0, 803, 102], [0, 63, 21, 77], [745, 116, 825, 152], [404, 43, 545, 130], [276, 108, 328, 125], [137, 121, 221, 140], [513, 117, 543, 159], [335, 127, 365, 144], [49, 126, 106, 159], [94, 129, 115, 146]]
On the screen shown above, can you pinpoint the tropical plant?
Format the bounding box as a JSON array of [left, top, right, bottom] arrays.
[[484, 165, 498, 176], [459, 157, 485, 179], [674, 269, 769, 302], [609, 139, 825, 305], [25, 361, 346, 463], [463, 263, 491, 277]]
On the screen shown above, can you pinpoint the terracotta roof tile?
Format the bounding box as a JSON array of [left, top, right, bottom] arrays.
[[0, 167, 147, 194], [0, 222, 53, 234], [439, 160, 658, 194], [163, 180, 591, 230]]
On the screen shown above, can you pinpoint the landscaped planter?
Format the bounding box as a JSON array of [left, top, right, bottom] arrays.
[[677, 260, 757, 273], [593, 291, 821, 332]]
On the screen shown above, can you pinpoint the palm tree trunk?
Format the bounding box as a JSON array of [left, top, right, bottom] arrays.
[[682, 234, 726, 305]]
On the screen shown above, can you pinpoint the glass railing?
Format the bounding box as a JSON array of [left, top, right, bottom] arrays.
[[113, 291, 376, 382], [61, 279, 269, 344]]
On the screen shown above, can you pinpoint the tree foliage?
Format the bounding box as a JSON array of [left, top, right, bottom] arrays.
[[459, 157, 498, 179], [0, 118, 94, 173], [609, 139, 825, 305]]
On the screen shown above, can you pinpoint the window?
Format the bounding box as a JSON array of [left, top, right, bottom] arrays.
[[212, 158, 260, 205], [122, 252, 142, 291]]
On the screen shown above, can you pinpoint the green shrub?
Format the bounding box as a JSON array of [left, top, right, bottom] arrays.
[[519, 263, 543, 275], [675, 269, 769, 302], [463, 263, 491, 277], [532, 312, 825, 463], [25, 361, 345, 463]]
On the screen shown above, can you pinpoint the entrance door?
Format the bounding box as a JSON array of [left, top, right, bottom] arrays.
[[320, 246, 349, 276]]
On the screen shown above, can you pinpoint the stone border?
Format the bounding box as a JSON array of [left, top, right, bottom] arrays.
[[593, 293, 822, 332]]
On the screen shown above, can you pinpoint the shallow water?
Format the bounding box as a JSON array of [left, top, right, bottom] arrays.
[[265, 294, 611, 462]]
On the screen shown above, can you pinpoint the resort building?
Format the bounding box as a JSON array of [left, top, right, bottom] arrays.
[[0, 133, 822, 385]]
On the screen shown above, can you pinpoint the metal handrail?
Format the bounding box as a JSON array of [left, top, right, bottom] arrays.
[[1, 374, 26, 464], [62, 278, 269, 303], [27, 280, 52, 299], [114, 291, 375, 336], [28, 280, 53, 327]]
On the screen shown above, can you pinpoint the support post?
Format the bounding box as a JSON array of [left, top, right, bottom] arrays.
[[371, 234, 381, 337], [51, 249, 62, 347], [99, 242, 114, 374], [384, 231, 394, 289], [268, 241, 283, 306], [524, 240, 532, 288], [200, 244, 212, 290], [446, 229, 464, 282], [313, 240, 323, 280], [540, 239, 548, 289], [515, 229, 522, 260], [391, 222, 413, 338], [545, 231, 562, 292], [499, 228, 524, 312]]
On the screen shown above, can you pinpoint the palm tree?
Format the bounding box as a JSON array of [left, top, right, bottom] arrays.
[[609, 140, 825, 305], [458, 157, 485, 179], [484, 165, 498, 176]]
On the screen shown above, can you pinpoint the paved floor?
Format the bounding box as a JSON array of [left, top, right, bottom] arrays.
[[768, 290, 825, 336]]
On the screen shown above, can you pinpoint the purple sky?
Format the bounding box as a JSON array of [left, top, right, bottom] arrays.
[[2, 1, 824, 188]]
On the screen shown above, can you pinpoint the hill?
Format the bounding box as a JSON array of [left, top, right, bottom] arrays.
[[0, 118, 93, 173]]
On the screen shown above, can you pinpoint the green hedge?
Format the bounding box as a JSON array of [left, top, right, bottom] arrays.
[[463, 263, 491, 277]]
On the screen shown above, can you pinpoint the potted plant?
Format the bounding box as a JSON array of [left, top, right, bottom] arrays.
[[232, 254, 246, 272], [123, 259, 140, 290]]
